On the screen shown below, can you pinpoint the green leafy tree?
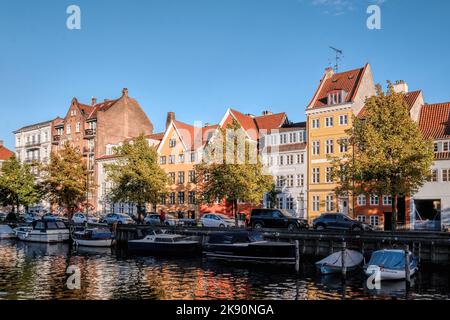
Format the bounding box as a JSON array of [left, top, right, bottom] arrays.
[[330, 83, 434, 230], [196, 120, 274, 224], [104, 134, 168, 222], [41, 142, 89, 218], [0, 156, 42, 218]]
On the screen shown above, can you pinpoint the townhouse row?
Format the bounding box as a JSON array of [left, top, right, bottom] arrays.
[[11, 64, 450, 230]]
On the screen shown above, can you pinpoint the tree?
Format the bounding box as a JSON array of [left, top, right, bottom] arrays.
[[104, 134, 168, 222], [41, 142, 89, 218], [0, 156, 42, 218], [330, 83, 434, 230], [196, 120, 274, 224]]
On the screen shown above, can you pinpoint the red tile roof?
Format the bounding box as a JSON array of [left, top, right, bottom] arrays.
[[358, 90, 423, 119], [419, 102, 450, 140], [435, 152, 450, 160], [145, 132, 165, 141], [88, 99, 120, 120], [308, 66, 366, 109], [254, 113, 287, 131], [0, 145, 14, 161]]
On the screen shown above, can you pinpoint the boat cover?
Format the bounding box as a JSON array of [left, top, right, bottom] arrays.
[[367, 250, 408, 270], [316, 249, 363, 268], [0, 225, 14, 234]]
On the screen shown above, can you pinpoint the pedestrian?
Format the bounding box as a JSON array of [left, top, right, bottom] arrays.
[[159, 210, 166, 225]]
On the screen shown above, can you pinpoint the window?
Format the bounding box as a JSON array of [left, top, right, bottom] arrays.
[[178, 192, 185, 204], [325, 195, 334, 211], [297, 153, 304, 164], [168, 172, 175, 184], [160, 194, 166, 205], [312, 168, 320, 184], [357, 215, 366, 223], [188, 170, 196, 183], [325, 167, 333, 183], [279, 156, 284, 165], [444, 141, 450, 152], [169, 155, 175, 164], [178, 171, 185, 184], [66, 124, 71, 134], [178, 154, 185, 163], [169, 192, 175, 205], [325, 139, 334, 154], [312, 141, 320, 155], [312, 119, 320, 129], [339, 115, 348, 125], [169, 138, 176, 148], [383, 195, 392, 206], [188, 191, 196, 204], [434, 142, 439, 152], [312, 195, 320, 211], [325, 117, 334, 127], [276, 176, 284, 188], [357, 195, 366, 206], [370, 216, 380, 226], [370, 195, 379, 205], [443, 169, 450, 182], [287, 175, 294, 187], [277, 197, 284, 209], [280, 134, 288, 144], [290, 133, 297, 143], [190, 152, 196, 163], [339, 138, 348, 153], [160, 156, 166, 165], [431, 169, 438, 182], [287, 155, 294, 165], [297, 174, 304, 187], [286, 197, 294, 210], [76, 122, 80, 133]]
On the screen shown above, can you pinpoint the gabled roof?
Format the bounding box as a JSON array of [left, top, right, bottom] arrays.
[[87, 99, 120, 120], [0, 145, 14, 161], [254, 113, 287, 131], [358, 90, 423, 119], [308, 65, 368, 110], [419, 102, 450, 140]]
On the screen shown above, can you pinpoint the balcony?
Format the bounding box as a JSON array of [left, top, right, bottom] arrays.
[[52, 135, 61, 145], [25, 141, 41, 149], [84, 129, 96, 139], [24, 157, 40, 164]]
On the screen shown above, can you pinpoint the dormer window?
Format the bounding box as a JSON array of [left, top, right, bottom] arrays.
[[169, 138, 176, 148], [327, 90, 347, 106]]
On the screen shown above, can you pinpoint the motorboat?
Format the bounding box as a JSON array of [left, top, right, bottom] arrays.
[[315, 249, 364, 274], [14, 219, 70, 243], [203, 231, 296, 264], [72, 227, 115, 247], [128, 230, 201, 256], [364, 249, 418, 280], [0, 224, 16, 239]]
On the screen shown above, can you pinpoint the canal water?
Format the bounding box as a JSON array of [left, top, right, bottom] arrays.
[[0, 240, 449, 300]]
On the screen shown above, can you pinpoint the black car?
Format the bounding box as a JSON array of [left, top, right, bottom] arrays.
[[250, 209, 309, 231], [312, 213, 371, 231]]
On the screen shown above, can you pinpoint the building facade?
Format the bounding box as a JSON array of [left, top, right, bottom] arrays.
[[305, 64, 376, 222], [413, 102, 450, 231], [261, 122, 308, 218]]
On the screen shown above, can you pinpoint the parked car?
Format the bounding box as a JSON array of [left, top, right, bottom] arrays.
[[144, 214, 162, 225], [163, 213, 179, 226], [200, 213, 235, 228], [100, 213, 135, 225], [312, 213, 372, 231], [250, 209, 309, 231], [0, 212, 7, 222], [72, 212, 100, 224], [42, 213, 62, 221]]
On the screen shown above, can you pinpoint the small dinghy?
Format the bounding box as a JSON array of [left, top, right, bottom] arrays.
[[72, 228, 115, 247], [315, 249, 364, 274], [0, 225, 16, 239], [364, 249, 418, 280]]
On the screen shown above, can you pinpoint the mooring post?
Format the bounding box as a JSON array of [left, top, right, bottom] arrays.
[[341, 241, 347, 277], [405, 244, 411, 286], [295, 240, 300, 274]]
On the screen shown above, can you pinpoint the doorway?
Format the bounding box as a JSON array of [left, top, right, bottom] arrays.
[[384, 212, 392, 231], [339, 197, 349, 215]]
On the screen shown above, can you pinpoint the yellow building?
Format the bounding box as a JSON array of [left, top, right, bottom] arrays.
[[305, 64, 376, 221]]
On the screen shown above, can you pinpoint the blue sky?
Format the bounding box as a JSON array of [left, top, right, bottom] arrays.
[[0, 0, 449, 148]]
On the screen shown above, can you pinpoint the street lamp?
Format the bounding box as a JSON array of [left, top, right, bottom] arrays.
[[297, 190, 304, 219]]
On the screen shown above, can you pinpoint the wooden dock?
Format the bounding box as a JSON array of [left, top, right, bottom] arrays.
[[115, 224, 450, 265]]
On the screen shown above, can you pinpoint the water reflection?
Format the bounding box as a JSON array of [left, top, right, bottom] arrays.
[[0, 240, 449, 300]]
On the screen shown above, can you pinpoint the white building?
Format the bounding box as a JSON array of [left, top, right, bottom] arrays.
[[261, 122, 308, 218], [413, 102, 450, 231]]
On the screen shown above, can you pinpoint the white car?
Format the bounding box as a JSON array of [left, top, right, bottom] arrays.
[[72, 213, 100, 224], [100, 213, 135, 225], [200, 213, 235, 228]]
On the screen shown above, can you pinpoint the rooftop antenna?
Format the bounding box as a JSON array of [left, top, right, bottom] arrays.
[[329, 46, 343, 72]]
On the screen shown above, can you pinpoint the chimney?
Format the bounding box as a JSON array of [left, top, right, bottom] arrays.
[[166, 112, 175, 129], [91, 97, 97, 106], [325, 67, 334, 77], [262, 110, 273, 116], [122, 88, 128, 97], [392, 80, 409, 94]]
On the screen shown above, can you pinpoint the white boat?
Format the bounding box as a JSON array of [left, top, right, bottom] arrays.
[[0, 225, 16, 239], [364, 249, 418, 280], [14, 219, 70, 243], [72, 228, 115, 247], [315, 249, 364, 274]]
